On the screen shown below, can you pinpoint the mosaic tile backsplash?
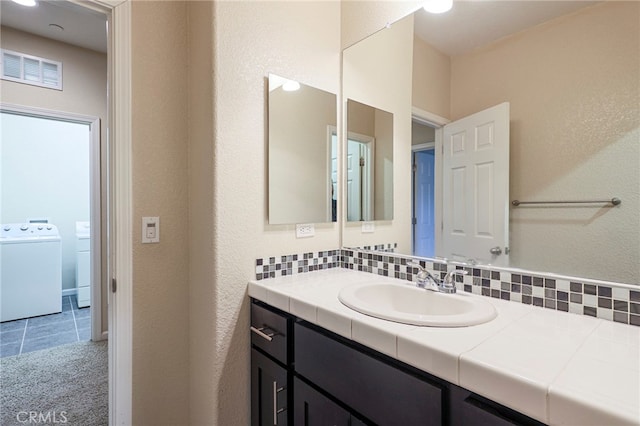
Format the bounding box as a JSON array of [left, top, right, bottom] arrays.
[[255, 248, 639, 327]]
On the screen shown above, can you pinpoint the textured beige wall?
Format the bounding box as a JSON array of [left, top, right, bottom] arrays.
[[341, 0, 422, 49], [0, 26, 109, 333], [342, 14, 413, 253], [186, 1, 216, 424], [130, 1, 190, 423], [412, 34, 450, 119], [450, 2, 639, 284], [186, 1, 341, 424]]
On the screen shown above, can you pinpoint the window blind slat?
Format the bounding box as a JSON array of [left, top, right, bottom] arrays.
[[2, 53, 21, 79]]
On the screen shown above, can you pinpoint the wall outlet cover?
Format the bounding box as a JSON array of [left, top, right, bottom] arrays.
[[296, 223, 315, 238], [362, 221, 375, 233]]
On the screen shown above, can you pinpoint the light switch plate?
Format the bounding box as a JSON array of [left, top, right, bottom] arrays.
[[142, 216, 160, 243]]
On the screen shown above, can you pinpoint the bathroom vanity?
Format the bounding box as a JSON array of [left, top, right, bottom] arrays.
[[249, 269, 640, 426], [252, 299, 542, 425]]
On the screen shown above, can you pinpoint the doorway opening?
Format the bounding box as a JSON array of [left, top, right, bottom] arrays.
[[0, 108, 102, 356], [411, 120, 437, 258]]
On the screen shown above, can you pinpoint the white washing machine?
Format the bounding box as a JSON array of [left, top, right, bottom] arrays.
[[1, 223, 62, 322], [75, 221, 91, 308]]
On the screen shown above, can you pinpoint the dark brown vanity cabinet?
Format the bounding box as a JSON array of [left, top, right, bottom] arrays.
[[295, 322, 443, 425], [251, 301, 293, 426], [252, 348, 289, 426], [251, 299, 545, 426]]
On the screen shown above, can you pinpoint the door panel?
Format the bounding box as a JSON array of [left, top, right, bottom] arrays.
[[442, 102, 510, 265], [294, 378, 350, 426], [413, 149, 435, 257], [252, 348, 288, 426]]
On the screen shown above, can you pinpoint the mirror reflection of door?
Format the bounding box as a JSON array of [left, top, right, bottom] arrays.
[[412, 148, 435, 257], [330, 131, 338, 222], [412, 103, 510, 265], [442, 102, 510, 266], [347, 135, 374, 221]]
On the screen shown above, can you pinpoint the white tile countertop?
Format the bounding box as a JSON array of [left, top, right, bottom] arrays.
[[248, 269, 640, 426]]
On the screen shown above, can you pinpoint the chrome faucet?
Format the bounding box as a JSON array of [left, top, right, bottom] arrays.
[[408, 261, 468, 294]]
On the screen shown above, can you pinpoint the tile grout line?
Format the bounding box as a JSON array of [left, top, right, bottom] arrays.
[[18, 318, 28, 356], [70, 296, 80, 341]]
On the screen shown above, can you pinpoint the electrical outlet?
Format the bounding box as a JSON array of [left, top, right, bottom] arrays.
[[362, 221, 375, 233], [296, 223, 315, 238]]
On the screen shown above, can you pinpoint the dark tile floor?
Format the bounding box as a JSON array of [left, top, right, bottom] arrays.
[[0, 296, 91, 358]]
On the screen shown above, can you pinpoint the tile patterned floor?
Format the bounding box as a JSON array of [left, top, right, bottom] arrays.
[[0, 296, 91, 358]]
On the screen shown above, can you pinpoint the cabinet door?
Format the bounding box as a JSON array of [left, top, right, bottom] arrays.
[[295, 323, 442, 425], [252, 349, 288, 426], [294, 378, 350, 426], [450, 386, 545, 426]]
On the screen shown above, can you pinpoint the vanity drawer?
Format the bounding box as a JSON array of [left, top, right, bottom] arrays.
[[295, 322, 443, 425], [251, 300, 289, 365]]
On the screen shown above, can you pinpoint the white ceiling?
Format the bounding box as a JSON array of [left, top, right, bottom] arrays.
[[1, 1, 599, 57], [414, 1, 600, 56], [0, 0, 107, 53]]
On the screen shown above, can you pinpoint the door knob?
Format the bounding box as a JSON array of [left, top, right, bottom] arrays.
[[489, 246, 502, 255]]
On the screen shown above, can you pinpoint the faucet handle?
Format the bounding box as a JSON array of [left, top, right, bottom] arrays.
[[408, 260, 438, 287], [443, 269, 468, 288]]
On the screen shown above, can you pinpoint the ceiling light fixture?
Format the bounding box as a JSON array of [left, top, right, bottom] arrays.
[[11, 0, 37, 7], [423, 0, 452, 14]]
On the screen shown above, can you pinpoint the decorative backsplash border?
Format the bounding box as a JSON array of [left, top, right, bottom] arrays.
[[254, 250, 341, 280], [255, 248, 639, 327]]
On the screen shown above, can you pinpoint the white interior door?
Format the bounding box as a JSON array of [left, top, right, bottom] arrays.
[[330, 132, 338, 222], [347, 140, 362, 221], [413, 149, 435, 257], [442, 102, 510, 265]]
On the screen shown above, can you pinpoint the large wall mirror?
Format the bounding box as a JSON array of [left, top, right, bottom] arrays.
[[268, 74, 338, 225], [341, 1, 639, 284]]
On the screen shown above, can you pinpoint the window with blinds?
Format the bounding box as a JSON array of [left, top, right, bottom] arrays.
[[0, 49, 62, 90]]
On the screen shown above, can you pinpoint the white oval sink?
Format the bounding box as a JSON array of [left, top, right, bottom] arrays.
[[338, 282, 497, 327]]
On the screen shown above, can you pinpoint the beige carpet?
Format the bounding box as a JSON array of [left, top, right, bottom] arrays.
[[1, 341, 108, 426]]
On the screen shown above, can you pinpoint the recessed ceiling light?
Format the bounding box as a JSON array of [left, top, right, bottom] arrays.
[[423, 0, 452, 14], [11, 0, 37, 7]]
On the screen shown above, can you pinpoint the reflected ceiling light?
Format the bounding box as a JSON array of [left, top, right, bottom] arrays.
[[282, 80, 301, 92], [423, 0, 452, 14], [11, 0, 37, 6]]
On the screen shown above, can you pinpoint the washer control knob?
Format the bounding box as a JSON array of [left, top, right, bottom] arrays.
[[38, 225, 44, 230], [3, 226, 10, 231], [46, 225, 53, 230], [20, 224, 29, 231]]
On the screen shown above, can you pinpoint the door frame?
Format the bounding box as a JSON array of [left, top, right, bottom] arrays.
[[347, 131, 375, 221], [411, 106, 449, 258], [411, 142, 435, 256], [327, 125, 338, 222], [0, 104, 103, 342], [68, 0, 133, 424]]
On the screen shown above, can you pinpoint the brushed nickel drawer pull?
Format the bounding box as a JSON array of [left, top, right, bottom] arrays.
[[272, 381, 287, 425], [250, 326, 275, 342]]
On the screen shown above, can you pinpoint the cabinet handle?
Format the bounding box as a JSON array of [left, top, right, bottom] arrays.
[[272, 381, 286, 425], [250, 326, 275, 342]]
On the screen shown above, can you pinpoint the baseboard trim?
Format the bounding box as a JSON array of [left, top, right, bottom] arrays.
[[63, 288, 79, 297]]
